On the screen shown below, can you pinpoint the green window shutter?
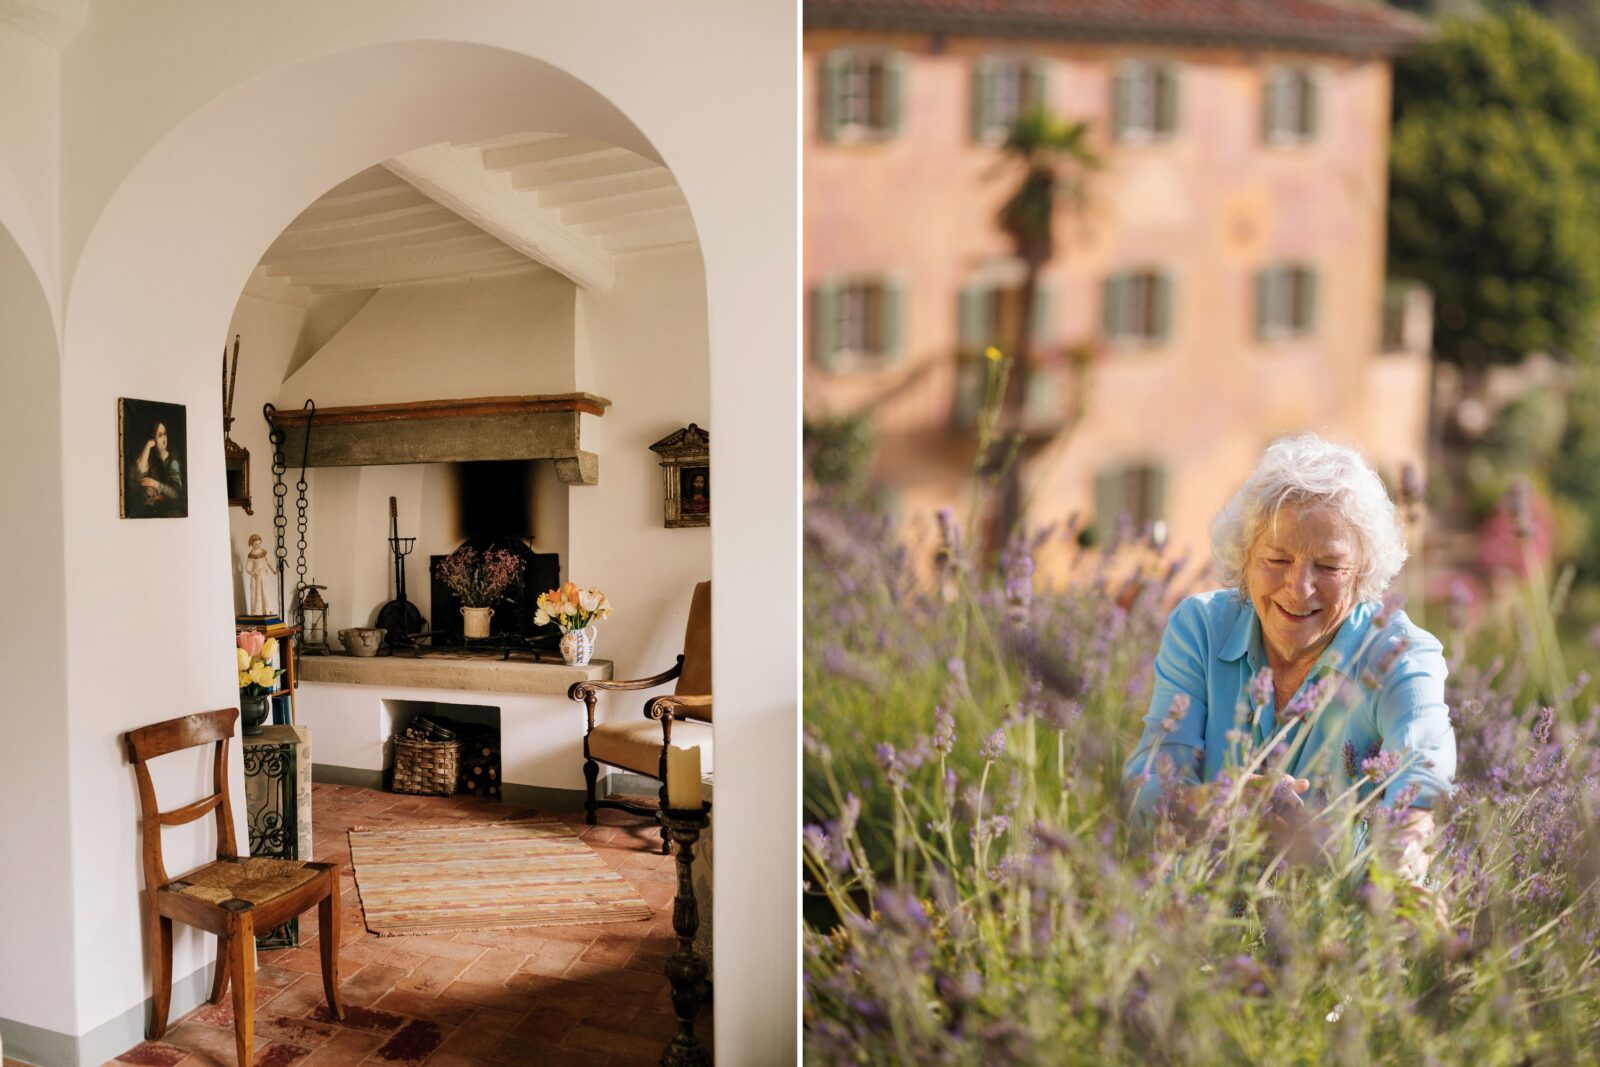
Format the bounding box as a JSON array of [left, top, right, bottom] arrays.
[[1262, 67, 1281, 142], [1095, 466, 1125, 545], [958, 284, 990, 353], [820, 52, 846, 142], [1029, 285, 1053, 344], [1145, 464, 1169, 526], [1103, 274, 1125, 339], [881, 53, 907, 136], [1254, 268, 1271, 340], [1299, 268, 1319, 335], [812, 281, 841, 369], [972, 58, 994, 142], [1026, 60, 1049, 115], [1112, 64, 1132, 141], [1303, 71, 1321, 140], [879, 279, 905, 360], [1155, 64, 1179, 136], [1153, 272, 1174, 342]]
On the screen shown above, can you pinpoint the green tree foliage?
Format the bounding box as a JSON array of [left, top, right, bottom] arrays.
[[1388, 10, 1600, 377], [1551, 364, 1600, 571]]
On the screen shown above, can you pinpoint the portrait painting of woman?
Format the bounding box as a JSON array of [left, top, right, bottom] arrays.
[[118, 397, 188, 519]]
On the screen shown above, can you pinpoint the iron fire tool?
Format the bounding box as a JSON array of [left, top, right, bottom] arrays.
[[375, 496, 425, 647]]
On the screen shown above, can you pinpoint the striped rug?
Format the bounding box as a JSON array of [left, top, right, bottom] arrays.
[[348, 821, 653, 935]]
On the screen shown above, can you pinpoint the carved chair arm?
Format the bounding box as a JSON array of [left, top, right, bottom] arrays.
[[567, 656, 683, 702], [568, 657, 685, 733], [644, 693, 712, 724]]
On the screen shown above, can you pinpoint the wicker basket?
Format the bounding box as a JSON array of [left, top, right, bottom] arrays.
[[391, 735, 463, 796]]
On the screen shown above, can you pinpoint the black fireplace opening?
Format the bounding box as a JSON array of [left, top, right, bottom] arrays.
[[428, 460, 560, 650]]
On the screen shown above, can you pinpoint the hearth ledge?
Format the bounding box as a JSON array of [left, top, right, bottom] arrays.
[[299, 654, 611, 696]]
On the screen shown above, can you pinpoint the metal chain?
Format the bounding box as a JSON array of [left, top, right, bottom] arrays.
[[295, 400, 315, 600], [263, 404, 290, 617]]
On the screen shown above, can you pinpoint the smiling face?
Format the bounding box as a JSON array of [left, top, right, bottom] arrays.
[[1246, 502, 1362, 671]]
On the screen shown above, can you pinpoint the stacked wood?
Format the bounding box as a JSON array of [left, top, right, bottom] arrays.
[[456, 726, 502, 799]]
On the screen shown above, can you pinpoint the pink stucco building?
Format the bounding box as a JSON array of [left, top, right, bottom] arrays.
[[805, 0, 1436, 567]]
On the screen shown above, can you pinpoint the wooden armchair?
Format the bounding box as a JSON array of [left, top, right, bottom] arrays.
[[125, 708, 344, 1067], [569, 580, 711, 854]]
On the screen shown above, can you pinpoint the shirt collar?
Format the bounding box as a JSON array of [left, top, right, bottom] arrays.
[[1219, 596, 1376, 676]]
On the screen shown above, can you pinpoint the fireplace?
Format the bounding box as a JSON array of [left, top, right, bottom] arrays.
[[424, 459, 561, 653]]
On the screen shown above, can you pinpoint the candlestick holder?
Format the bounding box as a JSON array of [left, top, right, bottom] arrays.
[[660, 803, 712, 1067]]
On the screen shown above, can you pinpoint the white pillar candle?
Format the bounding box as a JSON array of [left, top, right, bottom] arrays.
[[666, 744, 702, 809]]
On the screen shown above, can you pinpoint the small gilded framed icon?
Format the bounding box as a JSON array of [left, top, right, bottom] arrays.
[[649, 424, 710, 529]]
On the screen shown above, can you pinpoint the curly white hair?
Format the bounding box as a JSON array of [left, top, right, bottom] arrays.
[[1209, 434, 1408, 604]]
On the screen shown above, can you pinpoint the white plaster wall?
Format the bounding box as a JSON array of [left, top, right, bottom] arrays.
[[278, 271, 578, 407], [0, 221, 78, 1038], [223, 288, 314, 612], [567, 244, 711, 688], [25, 5, 795, 1058], [296, 681, 586, 789], [0, 24, 61, 314]]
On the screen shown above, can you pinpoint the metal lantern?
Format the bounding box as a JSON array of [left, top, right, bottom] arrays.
[[297, 582, 330, 654]]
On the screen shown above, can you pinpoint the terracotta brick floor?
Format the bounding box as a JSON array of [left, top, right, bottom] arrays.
[[101, 783, 708, 1066]]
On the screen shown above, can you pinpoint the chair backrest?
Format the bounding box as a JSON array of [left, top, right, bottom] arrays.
[[674, 580, 712, 698], [124, 708, 241, 888]]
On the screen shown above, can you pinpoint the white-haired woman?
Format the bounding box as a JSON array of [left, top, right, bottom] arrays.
[[1123, 434, 1455, 888]]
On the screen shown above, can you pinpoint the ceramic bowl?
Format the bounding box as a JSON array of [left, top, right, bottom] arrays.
[[337, 627, 386, 657]]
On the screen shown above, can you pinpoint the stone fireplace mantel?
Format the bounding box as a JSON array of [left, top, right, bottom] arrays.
[[268, 393, 610, 484], [299, 653, 611, 695]]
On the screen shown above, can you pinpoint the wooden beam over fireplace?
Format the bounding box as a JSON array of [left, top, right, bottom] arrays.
[[267, 393, 610, 485]]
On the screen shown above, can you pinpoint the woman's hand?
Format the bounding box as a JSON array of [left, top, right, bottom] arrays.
[[1241, 773, 1310, 828]]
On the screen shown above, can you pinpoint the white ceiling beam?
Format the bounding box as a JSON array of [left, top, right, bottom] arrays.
[[385, 144, 615, 291], [579, 205, 694, 237], [263, 232, 506, 277], [511, 153, 657, 191], [604, 221, 700, 253], [561, 186, 686, 226], [0, 0, 86, 46], [481, 137, 619, 171], [287, 249, 537, 291], [536, 169, 676, 208], [268, 216, 479, 258], [290, 187, 432, 228]]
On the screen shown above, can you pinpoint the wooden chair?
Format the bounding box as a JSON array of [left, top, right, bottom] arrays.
[[569, 580, 711, 854], [125, 708, 344, 1067]]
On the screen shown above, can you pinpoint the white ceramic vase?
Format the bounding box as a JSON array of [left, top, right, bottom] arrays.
[[461, 606, 494, 639], [560, 624, 597, 666]]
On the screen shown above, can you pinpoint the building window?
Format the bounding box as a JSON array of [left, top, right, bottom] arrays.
[[972, 57, 1048, 143], [811, 277, 904, 370], [1264, 67, 1321, 143], [1112, 61, 1180, 142], [1102, 270, 1173, 344], [819, 50, 906, 142], [1255, 264, 1319, 340], [1094, 462, 1167, 545], [957, 281, 1052, 355]]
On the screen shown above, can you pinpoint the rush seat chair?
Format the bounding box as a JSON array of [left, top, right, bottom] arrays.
[[569, 580, 712, 854], [125, 707, 344, 1067]]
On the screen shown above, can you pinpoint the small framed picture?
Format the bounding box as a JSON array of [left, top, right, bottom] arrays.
[[650, 424, 710, 528], [119, 397, 189, 519]]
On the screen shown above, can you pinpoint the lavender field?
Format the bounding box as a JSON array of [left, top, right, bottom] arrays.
[[802, 497, 1600, 1065]]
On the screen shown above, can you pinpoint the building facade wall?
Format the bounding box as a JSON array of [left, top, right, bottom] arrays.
[[805, 28, 1428, 566]]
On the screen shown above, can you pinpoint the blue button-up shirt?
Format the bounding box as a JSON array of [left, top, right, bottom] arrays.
[[1123, 589, 1456, 820]]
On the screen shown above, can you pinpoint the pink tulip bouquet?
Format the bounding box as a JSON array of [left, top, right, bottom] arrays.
[[236, 631, 282, 696]]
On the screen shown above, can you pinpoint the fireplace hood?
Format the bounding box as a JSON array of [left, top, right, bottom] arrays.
[[267, 393, 609, 485]]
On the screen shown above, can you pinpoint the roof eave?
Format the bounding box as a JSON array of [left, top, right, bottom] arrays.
[[803, 11, 1435, 59]]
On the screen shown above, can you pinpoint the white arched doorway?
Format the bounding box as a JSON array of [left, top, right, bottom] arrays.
[[49, 28, 794, 1063]]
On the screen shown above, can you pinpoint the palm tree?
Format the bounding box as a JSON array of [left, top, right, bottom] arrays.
[[989, 107, 1098, 547]]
